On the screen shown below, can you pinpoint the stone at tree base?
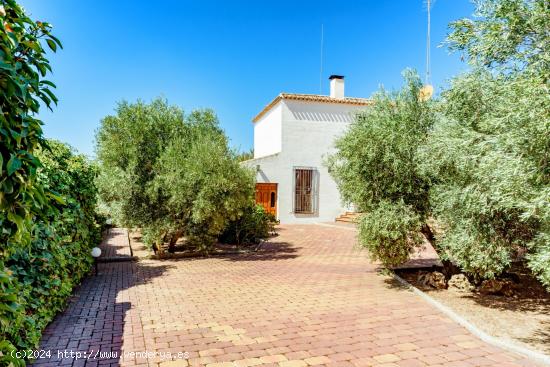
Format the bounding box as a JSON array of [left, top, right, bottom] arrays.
[[418, 271, 447, 289], [448, 274, 474, 291], [479, 279, 515, 297]]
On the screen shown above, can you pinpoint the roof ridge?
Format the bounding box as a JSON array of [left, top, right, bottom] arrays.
[[280, 92, 371, 100], [253, 93, 372, 122]]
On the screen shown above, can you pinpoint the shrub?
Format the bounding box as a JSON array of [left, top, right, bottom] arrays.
[[0, 1, 68, 364], [219, 204, 277, 246], [357, 201, 423, 267], [2, 140, 102, 364], [326, 70, 435, 267], [0, 0, 61, 253]]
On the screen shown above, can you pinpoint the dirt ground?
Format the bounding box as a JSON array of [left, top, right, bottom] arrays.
[[398, 266, 550, 355]]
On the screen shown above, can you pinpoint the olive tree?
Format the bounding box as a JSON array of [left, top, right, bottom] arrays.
[[96, 102, 257, 254], [95, 98, 183, 229], [423, 0, 550, 285], [326, 70, 435, 267], [153, 111, 255, 253], [423, 72, 549, 281], [446, 0, 549, 80]]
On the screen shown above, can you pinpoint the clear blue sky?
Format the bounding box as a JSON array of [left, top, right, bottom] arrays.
[[20, 0, 473, 157]]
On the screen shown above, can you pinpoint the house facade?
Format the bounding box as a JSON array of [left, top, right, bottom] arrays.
[[242, 76, 371, 223]]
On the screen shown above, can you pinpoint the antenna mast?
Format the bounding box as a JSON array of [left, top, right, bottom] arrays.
[[426, 0, 431, 85], [419, 0, 434, 101], [319, 23, 324, 94]]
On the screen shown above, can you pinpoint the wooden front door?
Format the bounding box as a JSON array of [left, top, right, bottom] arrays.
[[255, 183, 277, 216]]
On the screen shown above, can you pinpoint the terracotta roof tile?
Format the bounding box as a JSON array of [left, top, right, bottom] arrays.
[[252, 93, 372, 122]]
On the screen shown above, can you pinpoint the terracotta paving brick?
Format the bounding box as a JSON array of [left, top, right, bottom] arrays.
[[373, 354, 401, 363], [304, 356, 331, 365], [260, 355, 288, 363], [33, 225, 541, 366], [98, 227, 133, 260], [396, 360, 426, 367], [279, 361, 308, 367]]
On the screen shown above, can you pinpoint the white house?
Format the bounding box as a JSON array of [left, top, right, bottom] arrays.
[[242, 75, 371, 223]]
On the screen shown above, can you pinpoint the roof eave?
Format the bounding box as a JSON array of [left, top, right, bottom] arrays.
[[252, 94, 283, 123], [252, 93, 372, 123]]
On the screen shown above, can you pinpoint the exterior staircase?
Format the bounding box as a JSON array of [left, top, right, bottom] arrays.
[[335, 212, 362, 223]]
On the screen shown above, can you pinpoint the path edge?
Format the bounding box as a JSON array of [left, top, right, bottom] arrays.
[[392, 273, 550, 366]]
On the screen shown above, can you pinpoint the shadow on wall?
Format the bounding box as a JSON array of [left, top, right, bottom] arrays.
[[33, 261, 174, 366], [291, 110, 353, 123]]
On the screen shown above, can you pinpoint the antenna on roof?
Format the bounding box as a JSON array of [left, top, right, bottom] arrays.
[[319, 23, 324, 94], [419, 0, 434, 101], [425, 0, 431, 85]]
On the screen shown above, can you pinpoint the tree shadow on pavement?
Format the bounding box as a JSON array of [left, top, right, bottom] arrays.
[[226, 241, 300, 262], [33, 261, 174, 367]]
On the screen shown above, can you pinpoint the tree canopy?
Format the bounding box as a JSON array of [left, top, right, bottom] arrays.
[[328, 0, 550, 287], [427, 0, 549, 284], [96, 99, 260, 254], [327, 70, 435, 266]]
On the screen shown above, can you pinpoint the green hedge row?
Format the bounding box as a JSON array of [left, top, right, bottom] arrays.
[[0, 140, 103, 366]]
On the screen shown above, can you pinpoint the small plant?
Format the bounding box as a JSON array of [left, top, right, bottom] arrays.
[[219, 204, 277, 246]]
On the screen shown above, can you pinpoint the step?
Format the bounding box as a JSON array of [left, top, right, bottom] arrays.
[[335, 217, 356, 223], [335, 212, 363, 223]]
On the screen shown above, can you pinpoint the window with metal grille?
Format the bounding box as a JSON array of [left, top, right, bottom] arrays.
[[293, 168, 318, 214]]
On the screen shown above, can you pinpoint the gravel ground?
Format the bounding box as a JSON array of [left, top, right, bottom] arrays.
[[399, 267, 550, 356]]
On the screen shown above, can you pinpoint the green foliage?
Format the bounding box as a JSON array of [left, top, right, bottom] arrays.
[[0, 1, 71, 364], [526, 233, 550, 287], [357, 201, 423, 267], [328, 0, 549, 288], [95, 98, 183, 228], [97, 101, 259, 254], [154, 111, 255, 253], [1, 140, 102, 364], [423, 71, 549, 282], [326, 70, 435, 266], [236, 148, 254, 162], [219, 204, 277, 246], [422, 0, 550, 285], [0, 0, 62, 253], [446, 0, 549, 79], [0, 269, 24, 367]]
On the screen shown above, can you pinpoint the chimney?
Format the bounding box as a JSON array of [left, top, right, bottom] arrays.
[[329, 75, 344, 99]]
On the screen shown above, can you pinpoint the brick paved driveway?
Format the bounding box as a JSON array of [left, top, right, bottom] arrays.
[[36, 224, 539, 367]]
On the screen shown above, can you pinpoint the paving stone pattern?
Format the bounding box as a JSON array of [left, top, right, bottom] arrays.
[[34, 225, 540, 367]]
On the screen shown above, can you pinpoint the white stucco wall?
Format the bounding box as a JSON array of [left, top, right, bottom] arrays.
[[253, 103, 282, 159], [244, 99, 367, 224]]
